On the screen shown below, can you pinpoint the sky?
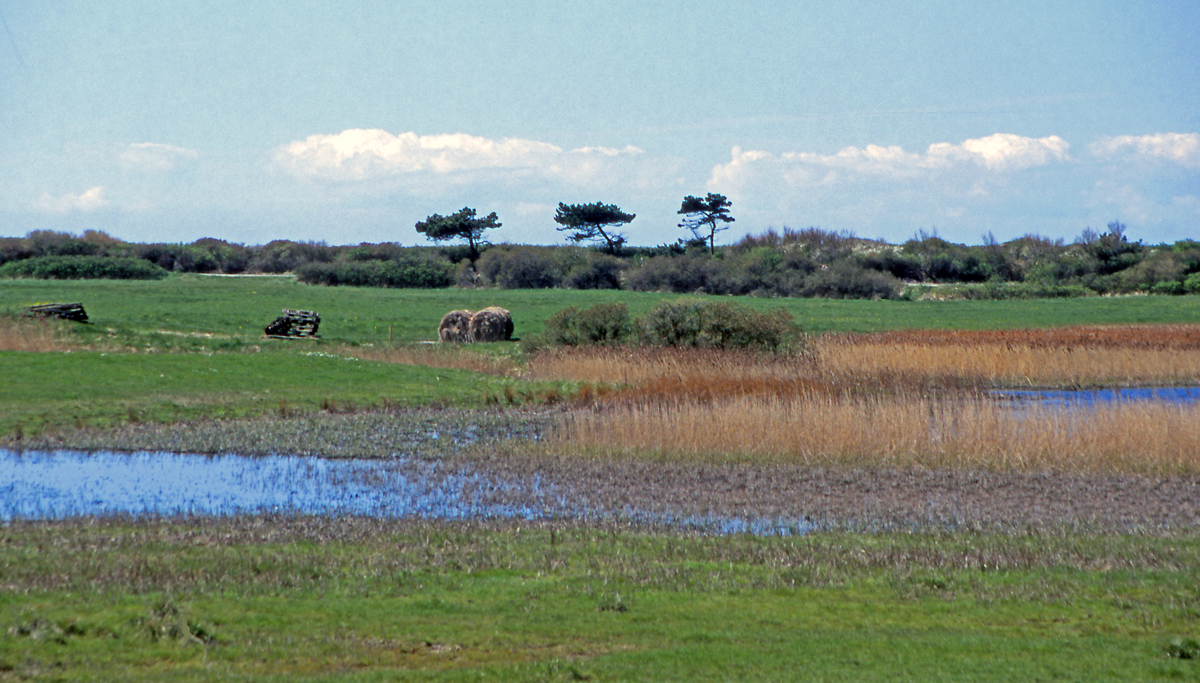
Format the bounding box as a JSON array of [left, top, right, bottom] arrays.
[[1, 0, 1198, 249]]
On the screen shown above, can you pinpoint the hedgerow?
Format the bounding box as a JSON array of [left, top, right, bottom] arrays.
[[0, 255, 168, 280]]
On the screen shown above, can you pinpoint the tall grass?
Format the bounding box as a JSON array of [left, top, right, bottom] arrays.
[[0, 315, 65, 352], [534, 325, 1200, 473], [819, 325, 1200, 387], [557, 395, 1200, 473]]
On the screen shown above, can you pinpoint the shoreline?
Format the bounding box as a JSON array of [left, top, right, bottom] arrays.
[[7, 408, 1199, 534]]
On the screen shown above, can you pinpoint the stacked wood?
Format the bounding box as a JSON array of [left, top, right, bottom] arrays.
[[25, 302, 89, 323], [468, 306, 513, 342], [265, 309, 320, 338], [438, 310, 474, 342]]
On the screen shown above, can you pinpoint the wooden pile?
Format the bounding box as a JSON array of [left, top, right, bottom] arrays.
[[25, 302, 89, 323], [265, 309, 320, 338]]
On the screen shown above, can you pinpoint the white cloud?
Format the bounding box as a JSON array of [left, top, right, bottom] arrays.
[[710, 133, 1071, 194], [1089, 133, 1200, 168], [33, 186, 109, 213], [118, 142, 199, 171], [943, 133, 1070, 171], [274, 129, 553, 179], [271, 129, 672, 195]]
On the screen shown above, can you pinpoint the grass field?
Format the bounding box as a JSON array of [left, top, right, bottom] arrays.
[[2, 517, 1199, 682], [3, 275, 1200, 680]]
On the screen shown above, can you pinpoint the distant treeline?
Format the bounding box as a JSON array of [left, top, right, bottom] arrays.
[[3, 224, 1200, 299]]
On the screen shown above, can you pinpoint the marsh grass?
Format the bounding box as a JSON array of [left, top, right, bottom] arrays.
[[0, 314, 67, 352], [557, 395, 1200, 473], [819, 324, 1200, 388], [2, 517, 1199, 680], [534, 325, 1200, 473]]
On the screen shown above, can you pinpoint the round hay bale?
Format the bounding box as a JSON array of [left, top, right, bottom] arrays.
[[438, 310, 474, 342], [469, 306, 513, 343]]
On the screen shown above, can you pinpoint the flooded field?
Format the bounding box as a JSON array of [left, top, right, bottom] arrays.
[[0, 448, 814, 535], [0, 449, 560, 521], [989, 386, 1200, 407]]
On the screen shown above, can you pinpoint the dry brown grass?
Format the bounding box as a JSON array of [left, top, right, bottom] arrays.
[[0, 315, 67, 352], [556, 395, 1200, 473], [818, 325, 1200, 388], [534, 325, 1200, 473]]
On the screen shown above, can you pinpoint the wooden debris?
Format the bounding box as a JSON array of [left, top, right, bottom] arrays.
[[25, 302, 89, 323], [265, 309, 320, 338]]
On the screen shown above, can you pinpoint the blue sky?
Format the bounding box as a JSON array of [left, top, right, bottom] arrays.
[[2, 1, 1197, 248]]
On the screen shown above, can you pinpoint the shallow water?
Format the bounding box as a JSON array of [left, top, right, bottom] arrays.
[[0, 449, 814, 535], [0, 449, 554, 521], [989, 386, 1200, 408]]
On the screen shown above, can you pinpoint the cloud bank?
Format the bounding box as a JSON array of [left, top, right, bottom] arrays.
[[709, 133, 1072, 194], [272, 128, 665, 189], [1089, 133, 1200, 168], [34, 186, 109, 214]]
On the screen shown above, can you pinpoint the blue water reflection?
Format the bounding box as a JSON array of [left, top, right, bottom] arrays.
[[0, 449, 816, 535], [0, 450, 553, 521], [989, 386, 1200, 408]]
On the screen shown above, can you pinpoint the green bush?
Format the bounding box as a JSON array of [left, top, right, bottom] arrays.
[[0, 255, 168, 280], [624, 253, 721, 293], [800, 262, 902, 299], [476, 246, 564, 289], [1184, 273, 1200, 294], [637, 299, 798, 351], [566, 254, 625, 290], [536, 302, 633, 347], [1150, 280, 1186, 296], [294, 258, 452, 288]]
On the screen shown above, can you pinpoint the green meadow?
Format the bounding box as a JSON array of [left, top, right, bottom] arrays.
[[3, 519, 1200, 682], [3, 275, 1199, 437], [2, 275, 1200, 680]]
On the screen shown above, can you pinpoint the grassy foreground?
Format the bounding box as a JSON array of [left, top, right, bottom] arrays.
[[3, 518, 1200, 682], [4, 277, 1200, 679]]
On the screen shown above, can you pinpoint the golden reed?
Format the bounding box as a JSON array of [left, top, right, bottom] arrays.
[[531, 325, 1200, 473]]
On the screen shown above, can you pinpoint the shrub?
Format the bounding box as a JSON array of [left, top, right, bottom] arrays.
[[624, 253, 720, 293], [1150, 280, 1186, 296], [537, 302, 632, 347], [1185, 273, 1200, 294], [476, 246, 564, 289], [800, 261, 902, 299], [0, 255, 168, 280], [566, 254, 625, 290], [294, 258, 452, 288], [637, 299, 798, 351], [246, 240, 333, 273]]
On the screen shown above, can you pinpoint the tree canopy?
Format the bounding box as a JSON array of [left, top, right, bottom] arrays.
[[414, 207, 500, 264], [553, 202, 635, 254], [678, 193, 735, 255]]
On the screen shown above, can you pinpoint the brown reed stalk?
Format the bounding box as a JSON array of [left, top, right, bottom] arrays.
[[553, 394, 1200, 474], [0, 315, 66, 352]]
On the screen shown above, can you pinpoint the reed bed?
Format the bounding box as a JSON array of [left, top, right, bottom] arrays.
[[531, 325, 1200, 474], [556, 395, 1200, 474], [0, 315, 66, 352]]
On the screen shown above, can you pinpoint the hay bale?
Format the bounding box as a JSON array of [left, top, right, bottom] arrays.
[[469, 306, 513, 343], [438, 310, 474, 342]]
